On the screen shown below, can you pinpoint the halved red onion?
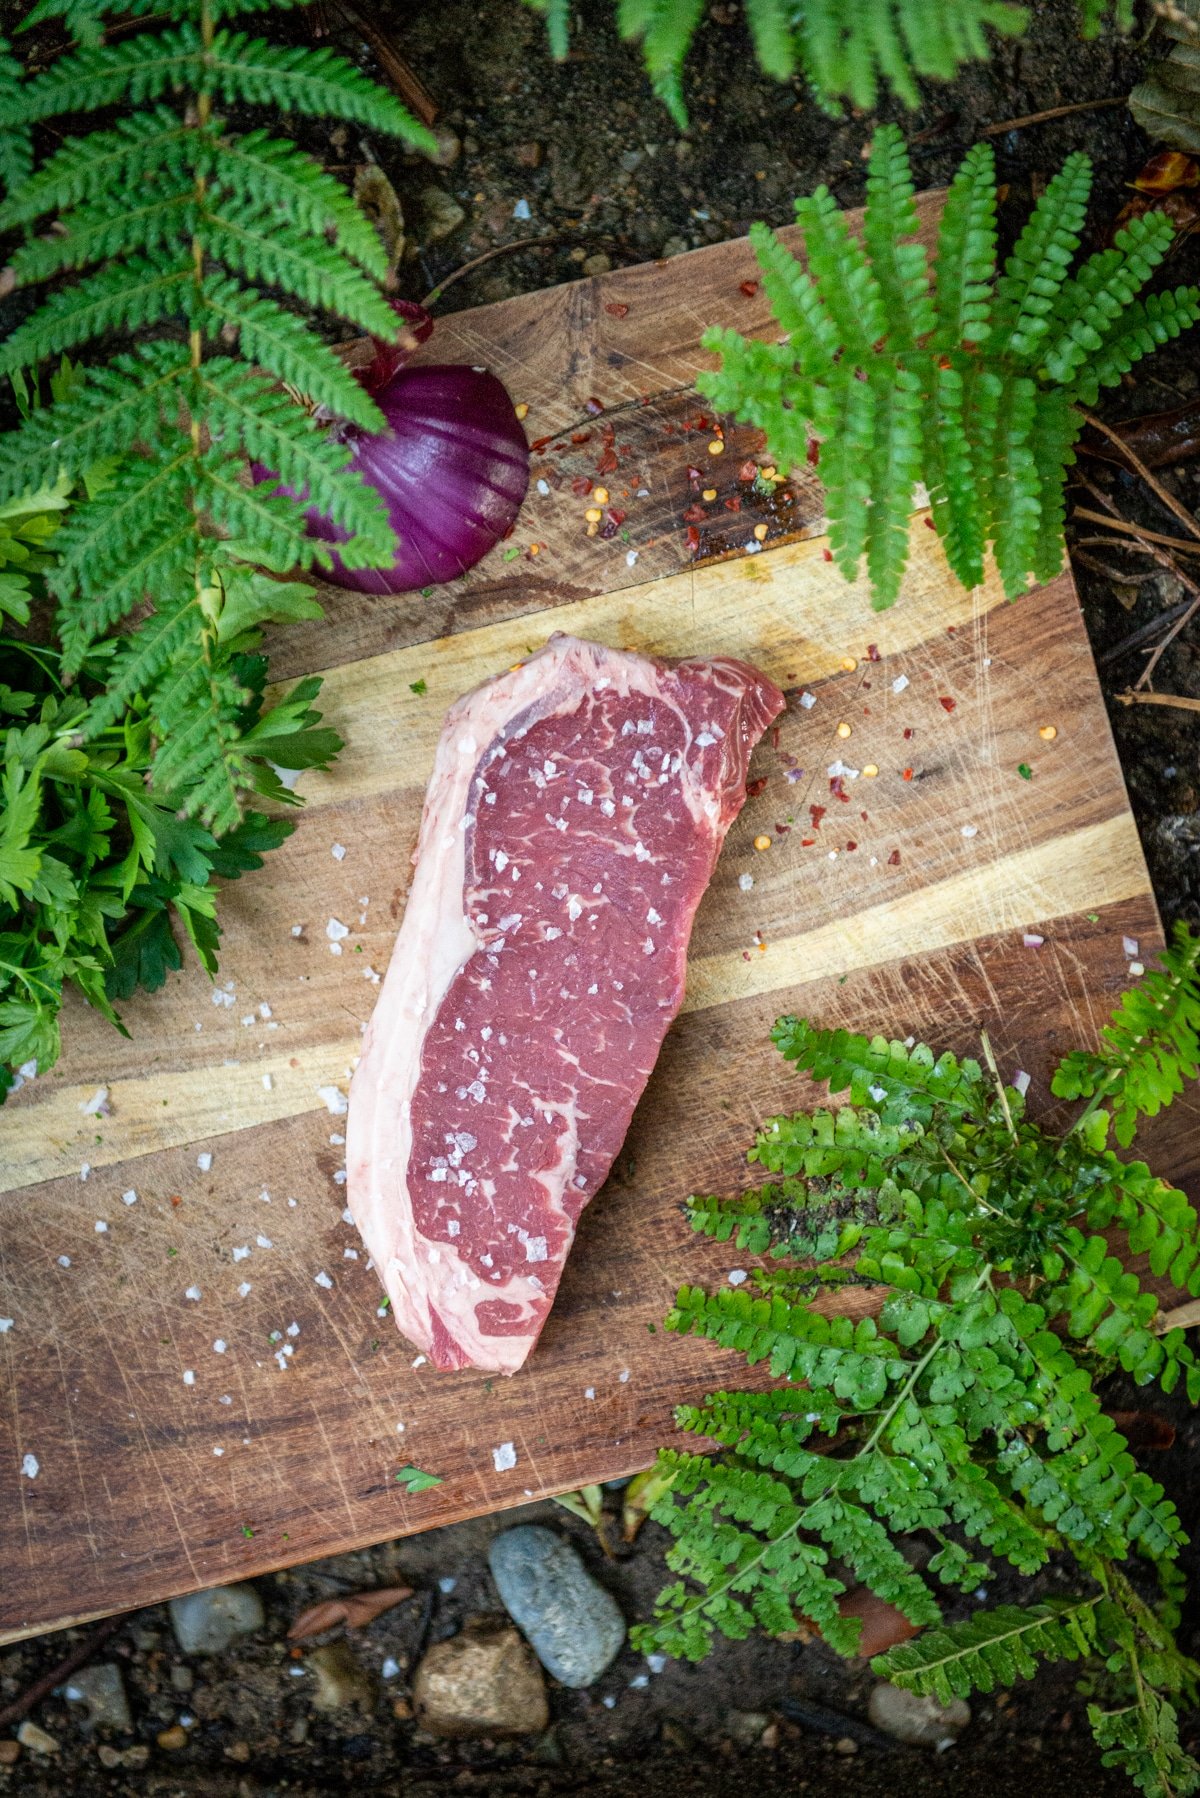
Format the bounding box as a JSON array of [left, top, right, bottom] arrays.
[[314, 362, 530, 595]]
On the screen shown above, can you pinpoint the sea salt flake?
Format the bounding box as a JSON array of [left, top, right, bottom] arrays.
[[197, 1153, 212, 1172], [1012, 1069, 1031, 1097], [382, 1658, 400, 1680], [0, 1319, 11, 1334], [256, 1234, 273, 1249], [232, 1246, 250, 1263], [317, 1085, 349, 1116], [331, 843, 346, 861], [891, 674, 909, 694], [492, 1441, 517, 1472], [238, 1282, 252, 1298], [94, 1220, 108, 1234], [326, 917, 349, 942], [961, 823, 978, 839], [727, 1269, 748, 1286], [182, 1371, 195, 1386], [618, 1369, 631, 1383], [213, 1339, 227, 1354], [185, 1285, 202, 1301], [438, 1576, 457, 1594], [22, 1454, 39, 1479], [57, 1256, 71, 1268], [1130, 960, 1145, 977], [262, 1074, 273, 1091], [584, 1386, 596, 1400], [314, 1270, 333, 1289], [646, 1653, 667, 1674], [79, 1086, 109, 1116], [1023, 933, 1044, 949], [1123, 936, 1139, 958]]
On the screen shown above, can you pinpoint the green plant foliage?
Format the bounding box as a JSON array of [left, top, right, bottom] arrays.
[[526, 0, 1131, 129], [0, 466, 338, 1099], [698, 126, 1200, 608], [635, 934, 1200, 1796], [0, 0, 432, 834]]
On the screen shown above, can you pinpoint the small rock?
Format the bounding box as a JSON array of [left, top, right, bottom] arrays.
[[725, 1709, 771, 1746], [513, 140, 543, 167], [64, 1662, 132, 1733], [426, 125, 461, 167], [868, 1681, 971, 1748], [392, 1697, 413, 1720], [97, 1745, 122, 1769], [618, 149, 643, 172], [157, 1725, 188, 1751], [835, 1735, 859, 1755], [0, 1741, 19, 1767], [288, 1718, 309, 1745], [412, 1617, 548, 1738], [582, 252, 612, 277], [661, 1718, 695, 1753], [661, 235, 689, 259], [761, 1721, 780, 1750], [16, 1722, 58, 1755], [488, 1525, 625, 1689], [169, 1665, 194, 1693], [419, 186, 466, 243], [169, 1583, 265, 1655], [307, 1641, 378, 1713], [122, 1745, 150, 1769], [225, 1740, 251, 1763]]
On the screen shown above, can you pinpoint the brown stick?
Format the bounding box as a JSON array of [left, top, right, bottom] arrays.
[[981, 96, 1127, 135], [1081, 412, 1200, 546], [1157, 1295, 1200, 1335], [422, 236, 565, 309], [0, 1615, 124, 1731], [335, 0, 439, 125], [1073, 473, 1200, 685], [1099, 597, 1195, 665], [1116, 689, 1200, 713], [1072, 505, 1200, 559]]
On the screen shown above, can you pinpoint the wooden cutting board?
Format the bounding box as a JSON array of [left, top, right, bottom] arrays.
[[2, 195, 1194, 1644]]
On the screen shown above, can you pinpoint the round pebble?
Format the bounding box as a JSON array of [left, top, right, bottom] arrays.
[[488, 1525, 626, 1688]]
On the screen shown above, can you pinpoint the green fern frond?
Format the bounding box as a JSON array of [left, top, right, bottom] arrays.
[[0, 257, 193, 376], [9, 189, 197, 285], [0, 110, 193, 230], [703, 133, 1200, 607], [523, 0, 571, 60], [1090, 1690, 1199, 1798], [201, 278, 385, 433], [615, 0, 706, 129], [212, 130, 388, 280], [0, 37, 31, 195], [877, 1598, 1104, 1703], [1053, 923, 1200, 1145], [0, 345, 189, 502], [200, 201, 400, 337]]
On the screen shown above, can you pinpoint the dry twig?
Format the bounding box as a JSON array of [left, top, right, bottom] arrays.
[[981, 96, 1127, 135], [1116, 689, 1200, 714]]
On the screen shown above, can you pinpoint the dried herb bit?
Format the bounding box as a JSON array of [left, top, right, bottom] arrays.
[[638, 927, 1200, 1798], [1018, 762, 1033, 780], [395, 1464, 442, 1493], [409, 678, 428, 696], [700, 126, 1200, 609]]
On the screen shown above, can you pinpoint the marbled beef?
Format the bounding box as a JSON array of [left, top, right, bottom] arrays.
[[346, 634, 784, 1373]]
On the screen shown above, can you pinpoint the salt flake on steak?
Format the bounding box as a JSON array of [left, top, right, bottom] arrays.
[[347, 633, 783, 1375]]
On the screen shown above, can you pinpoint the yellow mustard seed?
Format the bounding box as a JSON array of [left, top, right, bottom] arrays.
[[1038, 724, 1058, 741], [863, 764, 879, 778], [702, 488, 717, 501], [836, 721, 852, 739], [707, 438, 725, 456], [754, 834, 771, 852], [840, 656, 858, 673], [593, 486, 610, 505], [585, 507, 603, 523], [753, 523, 769, 542], [514, 402, 529, 421]]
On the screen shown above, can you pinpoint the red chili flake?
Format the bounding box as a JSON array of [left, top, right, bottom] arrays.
[[771, 726, 781, 749], [809, 804, 826, 830], [938, 696, 956, 713], [571, 475, 592, 497], [585, 396, 605, 415], [571, 431, 592, 445], [742, 950, 752, 961], [739, 459, 758, 481], [888, 849, 901, 866], [775, 822, 790, 835], [502, 522, 516, 539], [806, 438, 820, 468], [801, 837, 816, 847], [902, 768, 913, 781], [846, 841, 857, 852], [607, 507, 627, 526], [599, 519, 619, 540], [553, 443, 569, 452], [724, 496, 742, 512], [822, 548, 833, 563], [529, 435, 553, 453], [860, 811, 869, 822], [866, 643, 880, 662], [746, 776, 769, 797], [924, 516, 936, 531], [739, 279, 759, 298], [604, 302, 630, 318], [596, 447, 619, 475], [829, 776, 847, 801], [170, 1194, 183, 1208], [694, 415, 711, 432], [683, 503, 707, 523], [903, 727, 914, 740], [685, 525, 701, 554]]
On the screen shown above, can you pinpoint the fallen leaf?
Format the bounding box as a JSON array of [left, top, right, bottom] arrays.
[[1130, 3, 1200, 155], [1108, 1410, 1177, 1451], [288, 1585, 414, 1640], [396, 1463, 442, 1493], [836, 1586, 919, 1658], [1131, 149, 1200, 193]]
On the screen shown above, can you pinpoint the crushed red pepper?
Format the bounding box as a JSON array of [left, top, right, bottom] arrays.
[[939, 696, 956, 713], [740, 279, 759, 297], [888, 849, 901, 866], [604, 302, 630, 318]]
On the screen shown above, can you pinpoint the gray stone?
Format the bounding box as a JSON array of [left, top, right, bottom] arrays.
[[725, 1708, 771, 1746], [418, 187, 466, 243], [582, 252, 612, 277], [168, 1583, 264, 1655], [307, 1641, 378, 1713], [660, 235, 689, 259], [413, 1618, 548, 1738], [488, 1525, 625, 1688], [867, 1681, 971, 1748], [63, 1662, 132, 1733], [425, 126, 462, 168]]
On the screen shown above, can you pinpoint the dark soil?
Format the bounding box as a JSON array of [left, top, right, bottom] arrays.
[[3, 0, 1200, 1793]]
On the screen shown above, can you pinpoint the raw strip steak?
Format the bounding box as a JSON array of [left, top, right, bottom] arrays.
[[347, 633, 784, 1374]]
